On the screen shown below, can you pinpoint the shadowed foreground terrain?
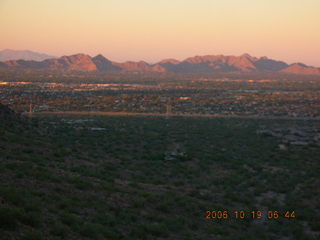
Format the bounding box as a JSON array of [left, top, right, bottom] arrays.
[[0, 107, 319, 239]]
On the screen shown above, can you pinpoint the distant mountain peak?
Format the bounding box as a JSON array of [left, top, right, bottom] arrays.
[[92, 54, 121, 72], [61, 53, 91, 59], [159, 58, 180, 64], [93, 54, 108, 61], [292, 62, 308, 67], [281, 62, 320, 75], [241, 53, 252, 58], [0, 49, 55, 61]]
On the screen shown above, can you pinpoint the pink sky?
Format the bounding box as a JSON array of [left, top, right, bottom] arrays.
[[1, 0, 319, 66]]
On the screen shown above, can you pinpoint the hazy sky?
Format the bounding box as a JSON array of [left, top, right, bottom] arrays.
[[1, 0, 319, 65]]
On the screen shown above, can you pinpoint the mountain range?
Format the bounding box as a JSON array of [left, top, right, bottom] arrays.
[[0, 51, 319, 75], [0, 49, 55, 62]]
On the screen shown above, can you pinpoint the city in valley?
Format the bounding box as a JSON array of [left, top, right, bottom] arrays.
[[1, 70, 320, 119]]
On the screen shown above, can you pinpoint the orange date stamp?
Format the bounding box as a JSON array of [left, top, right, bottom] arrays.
[[205, 210, 296, 220]]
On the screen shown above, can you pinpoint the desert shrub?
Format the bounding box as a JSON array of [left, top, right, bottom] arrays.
[[50, 222, 69, 238], [21, 231, 43, 240], [79, 223, 103, 238], [0, 206, 20, 230]]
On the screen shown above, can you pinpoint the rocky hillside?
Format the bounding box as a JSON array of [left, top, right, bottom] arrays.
[[0, 103, 21, 128], [0, 103, 16, 120]]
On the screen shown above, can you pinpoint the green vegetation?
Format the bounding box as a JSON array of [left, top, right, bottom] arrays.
[[0, 115, 319, 239]]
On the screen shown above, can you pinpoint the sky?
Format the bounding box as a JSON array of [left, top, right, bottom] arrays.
[[1, 0, 319, 66]]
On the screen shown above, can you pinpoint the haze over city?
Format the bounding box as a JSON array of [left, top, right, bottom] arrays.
[[1, 0, 319, 66]]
